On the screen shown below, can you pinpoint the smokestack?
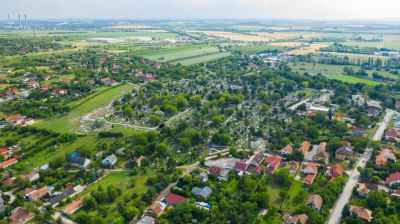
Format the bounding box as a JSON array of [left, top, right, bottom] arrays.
[[24, 14, 27, 30], [18, 14, 21, 30]]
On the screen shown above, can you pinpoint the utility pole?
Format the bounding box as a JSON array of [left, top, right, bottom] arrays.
[[18, 14, 21, 30], [8, 14, 11, 31], [24, 14, 27, 30]]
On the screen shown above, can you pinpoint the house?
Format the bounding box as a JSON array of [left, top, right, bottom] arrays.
[[246, 151, 265, 172], [335, 141, 354, 160], [29, 186, 50, 201], [164, 192, 187, 205], [264, 156, 282, 174], [349, 206, 373, 222], [148, 202, 166, 217], [137, 216, 155, 224], [195, 201, 212, 210], [313, 142, 329, 164], [191, 186, 212, 199], [63, 200, 83, 215], [0, 158, 18, 168], [306, 194, 323, 211], [279, 143, 294, 155], [209, 166, 222, 176], [52, 88, 68, 95], [287, 214, 308, 224], [87, 80, 95, 85], [376, 148, 396, 166], [67, 156, 91, 168], [27, 80, 39, 89], [386, 172, 400, 187], [357, 183, 370, 197], [330, 164, 344, 178], [102, 154, 117, 167], [2, 177, 16, 187], [285, 161, 299, 175], [48, 188, 75, 206], [299, 140, 311, 157], [10, 207, 35, 224], [234, 161, 248, 173], [0, 148, 11, 160], [20, 170, 40, 182], [352, 127, 365, 138], [40, 84, 53, 91], [367, 108, 380, 117], [20, 188, 35, 198], [385, 128, 398, 142], [301, 162, 318, 186], [6, 114, 26, 125]]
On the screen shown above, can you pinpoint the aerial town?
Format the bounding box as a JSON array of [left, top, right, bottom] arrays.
[[1, 1, 400, 224]]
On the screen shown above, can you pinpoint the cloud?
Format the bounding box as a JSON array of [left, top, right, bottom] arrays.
[[1, 0, 400, 20]]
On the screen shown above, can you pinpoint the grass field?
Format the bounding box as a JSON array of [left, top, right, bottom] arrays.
[[333, 75, 381, 86], [290, 62, 399, 79], [132, 45, 230, 65], [231, 45, 285, 55], [72, 171, 154, 223], [35, 84, 134, 133], [281, 180, 305, 211]]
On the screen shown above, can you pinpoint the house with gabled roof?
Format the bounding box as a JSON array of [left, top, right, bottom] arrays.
[[10, 207, 35, 224], [279, 143, 293, 155], [306, 194, 323, 211], [313, 142, 329, 164], [299, 140, 311, 157], [335, 140, 354, 160], [191, 186, 212, 199], [349, 206, 373, 222], [376, 148, 396, 166], [287, 214, 308, 224], [285, 161, 299, 175], [63, 200, 83, 215], [164, 192, 187, 205], [357, 183, 370, 197], [264, 156, 282, 174], [0, 158, 18, 169], [385, 128, 398, 142], [386, 172, 400, 187]]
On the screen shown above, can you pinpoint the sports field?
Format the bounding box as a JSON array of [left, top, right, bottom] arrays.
[[35, 84, 134, 133]]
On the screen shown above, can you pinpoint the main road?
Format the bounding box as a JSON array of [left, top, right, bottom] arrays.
[[327, 109, 396, 224]]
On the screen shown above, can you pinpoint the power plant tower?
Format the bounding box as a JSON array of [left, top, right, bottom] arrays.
[[24, 14, 27, 30], [18, 14, 21, 30]]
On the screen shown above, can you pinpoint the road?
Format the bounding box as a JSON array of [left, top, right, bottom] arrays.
[[327, 109, 395, 224], [288, 98, 310, 110]]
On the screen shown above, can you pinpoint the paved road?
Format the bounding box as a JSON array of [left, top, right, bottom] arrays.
[[288, 98, 310, 110], [327, 109, 395, 224]]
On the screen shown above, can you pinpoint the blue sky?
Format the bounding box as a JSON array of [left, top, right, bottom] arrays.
[[2, 0, 400, 20]]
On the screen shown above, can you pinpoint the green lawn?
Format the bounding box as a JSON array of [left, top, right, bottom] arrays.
[[281, 180, 305, 212], [133, 45, 219, 62], [232, 45, 285, 55], [72, 171, 155, 223], [35, 84, 134, 133], [172, 52, 231, 65], [333, 75, 381, 86]]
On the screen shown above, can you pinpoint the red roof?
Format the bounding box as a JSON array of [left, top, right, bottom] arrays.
[[0, 158, 18, 168], [0, 148, 9, 155], [299, 141, 311, 156], [265, 156, 282, 174], [6, 114, 24, 123], [330, 164, 344, 178], [64, 200, 83, 215], [165, 192, 187, 205], [386, 172, 400, 185], [144, 76, 156, 82], [234, 161, 248, 171], [386, 128, 398, 138], [209, 166, 222, 175]]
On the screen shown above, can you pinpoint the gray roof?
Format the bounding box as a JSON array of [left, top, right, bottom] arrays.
[[67, 156, 90, 167], [102, 154, 117, 165], [49, 189, 75, 205], [137, 215, 155, 224], [191, 186, 212, 198]]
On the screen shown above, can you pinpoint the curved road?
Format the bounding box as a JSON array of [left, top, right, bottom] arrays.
[[327, 109, 396, 224]]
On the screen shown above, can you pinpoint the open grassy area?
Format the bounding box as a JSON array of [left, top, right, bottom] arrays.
[[133, 45, 220, 61], [281, 180, 305, 212], [333, 75, 381, 86], [72, 171, 155, 223], [172, 52, 231, 65], [35, 84, 134, 133], [231, 45, 285, 55]]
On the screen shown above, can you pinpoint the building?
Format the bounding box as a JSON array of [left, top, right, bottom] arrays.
[[287, 214, 308, 224], [376, 148, 396, 166], [164, 192, 187, 205], [29, 186, 50, 201], [20, 170, 40, 182], [6, 114, 26, 125], [306, 194, 323, 211], [102, 154, 117, 167], [349, 206, 373, 222], [234, 161, 248, 173], [191, 186, 212, 199], [299, 140, 311, 157], [335, 141, 354, 160], [279, 143, 294, 155], [0, 158, 18, 169], [357, 183, 370, 197], [386, 172, 400, 187], [385, 128, 398, 142], [26, 80, 40, 89], [10, 207, 35, 224], [67, 155, 91, 168], [285, 161, 299, 175], [313, 142, 329, 164], [301, 162, 318, 186], [63, 200, 83, 215], [137, 216, 155, 224], [352, 127, 365, 138], [330, 164, 344, 178], [48, 188, 76, 206], [264, 156, 282, 174]]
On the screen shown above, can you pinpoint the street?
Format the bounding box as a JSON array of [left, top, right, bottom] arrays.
[[327, 109, 395, 224]]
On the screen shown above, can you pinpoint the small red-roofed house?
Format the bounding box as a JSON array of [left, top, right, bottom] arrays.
[[234, 161, 248, 172], [165, 193, 187, 205], [376, 148, 396, 166], [0, 158, 18, 168], [330, 164, 344, 178], [385, 128, 398, 142], [386, 172, 400, 187], [299, 140, 311, 157], [63, 200, 83, 215], [279, 143, 293, 155], [10, 207, 35, 224], [264, 156, 282, 174]]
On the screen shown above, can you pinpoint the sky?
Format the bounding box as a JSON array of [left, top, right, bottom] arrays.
[[2, 0, 400, 20]]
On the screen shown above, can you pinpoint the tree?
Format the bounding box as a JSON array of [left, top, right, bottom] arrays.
[[148, 115, 161, 126], [366, 191, 386, 210]]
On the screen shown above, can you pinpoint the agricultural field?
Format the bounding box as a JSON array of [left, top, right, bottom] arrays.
[[332, 75, 381, 86], [35, 84, 135, 133], [231, 44, 286, 55], [186, 30, 269, 41], [132, 45, 231, 65]]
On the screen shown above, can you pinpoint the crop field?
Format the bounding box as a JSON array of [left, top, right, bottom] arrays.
[[231, 45, 286, 55], [285, 43, 330, 55], [187, 31, 269, 41], [332, 75, 381, 86], [35, 84, 134, 133], [320, 52, 391, 62], [290, 62, 399, 79], [132, 45, 230, 65]]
